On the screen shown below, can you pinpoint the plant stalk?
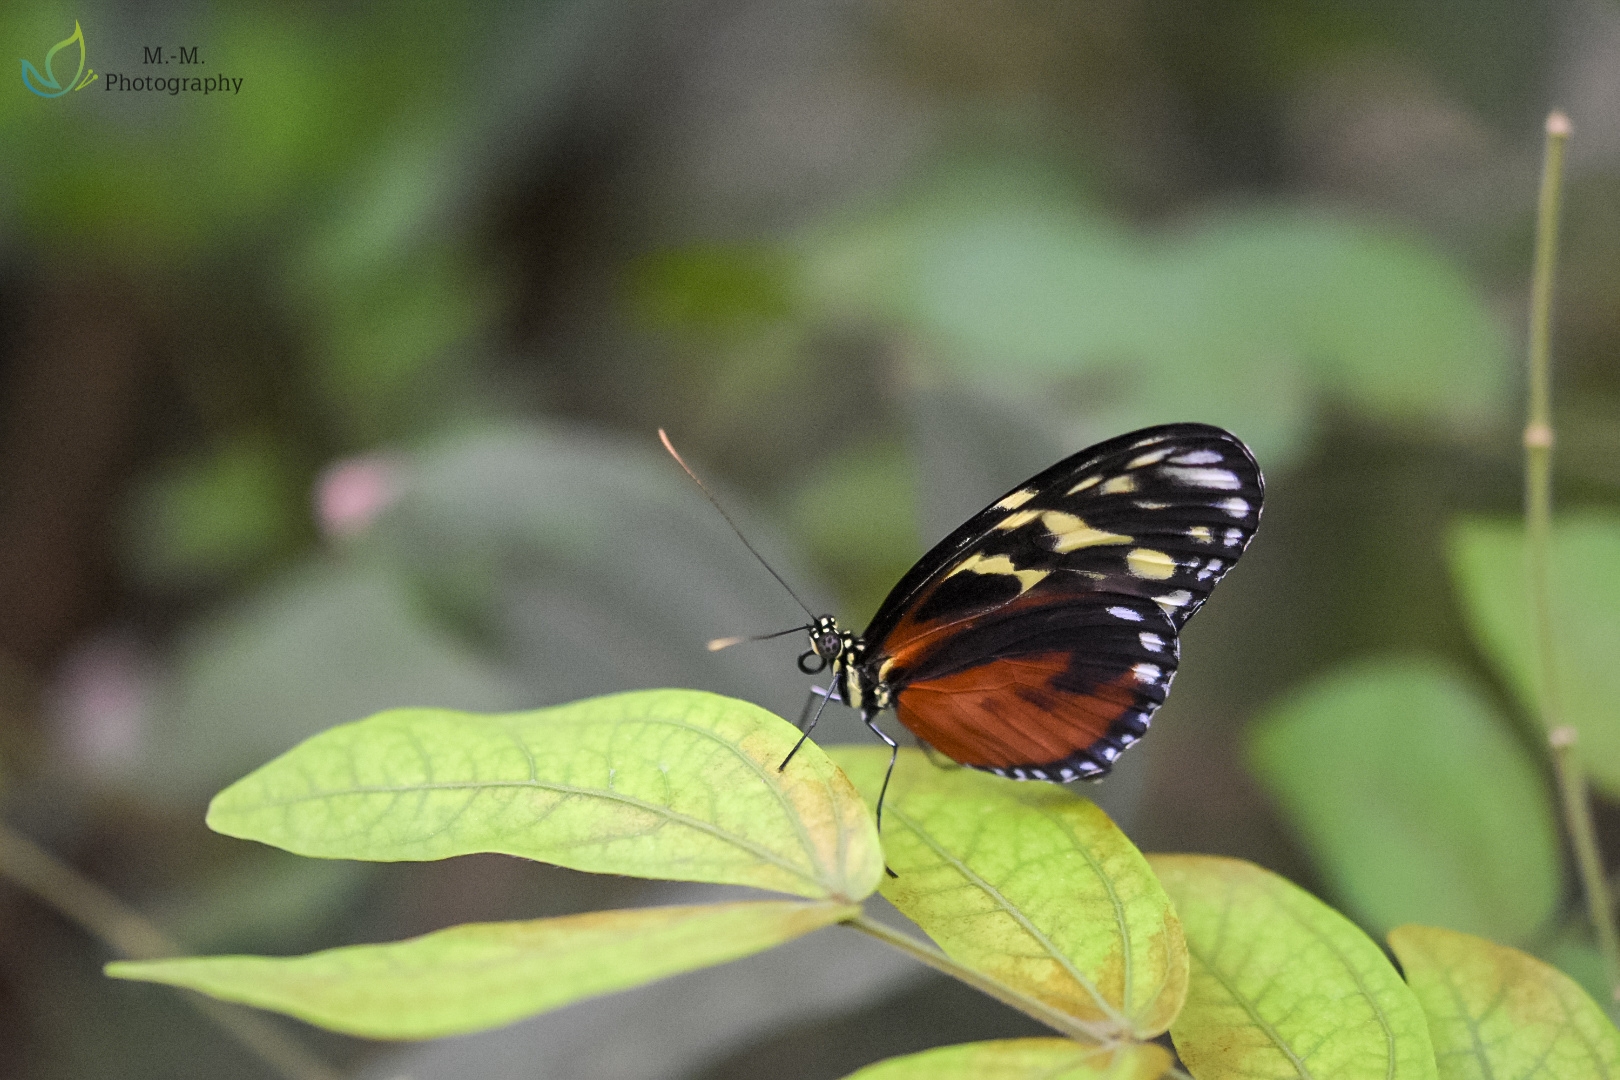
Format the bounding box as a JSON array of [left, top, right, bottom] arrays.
[[1523, 110, 1620, 1010], [0, 820, 345, 1080], [844, 913, 1120, 1044]]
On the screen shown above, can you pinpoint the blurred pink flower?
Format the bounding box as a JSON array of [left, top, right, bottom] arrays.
[[49, 635, 149, 773], [315, 454, 404, 538]]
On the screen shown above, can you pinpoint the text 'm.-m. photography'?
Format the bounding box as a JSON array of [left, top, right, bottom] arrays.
[[105, 43, 242, 96]]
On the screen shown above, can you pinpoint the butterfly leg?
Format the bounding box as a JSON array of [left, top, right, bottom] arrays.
[[779, 684, 836, 772], [863, 711, 901, 878], [863, 712, 900, 829], [794, 684, 840, 731]]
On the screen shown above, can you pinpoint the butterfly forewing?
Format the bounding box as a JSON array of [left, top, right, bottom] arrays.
[[861, 423, 1262, 779]]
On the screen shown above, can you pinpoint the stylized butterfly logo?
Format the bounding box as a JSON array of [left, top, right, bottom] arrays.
[[21, 21, 97, 99]]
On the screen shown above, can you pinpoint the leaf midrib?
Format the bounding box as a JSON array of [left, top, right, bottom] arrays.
[[891, 804, 1132, 1031], [1186, 881, 1405, 1080], [1184, 937, 1316, 1080], [1427, 948, 1498, 1080], [1273, 892, 1399, 1080], [228, 776, 826, 895], [1032, 800, 1137, 1019], [575, 709, 831, 885]]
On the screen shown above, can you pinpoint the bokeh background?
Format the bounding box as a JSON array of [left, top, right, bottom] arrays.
[[3, 1, 1620, 1077]]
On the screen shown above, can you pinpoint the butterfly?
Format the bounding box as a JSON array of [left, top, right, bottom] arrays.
[[667, 422, 1263, 824]]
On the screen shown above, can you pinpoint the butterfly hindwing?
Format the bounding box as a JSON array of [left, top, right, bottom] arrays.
[[893, 594, 1177, 778]]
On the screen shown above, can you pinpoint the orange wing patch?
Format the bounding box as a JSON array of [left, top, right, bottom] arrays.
[[894, 653, 1138, 770]]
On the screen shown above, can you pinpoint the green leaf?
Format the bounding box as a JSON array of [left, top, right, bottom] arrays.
[[1389, 924, 1620, 1080], [830, 747, 1186, 1040], [1450, 513, 1620, 797], [1247, 658, 1560, 943], [207, 689, 882, 902], [840, 1039, 1172, 1080], [1150, 854, 1437, 1080], [107, 899, 855, 1039]]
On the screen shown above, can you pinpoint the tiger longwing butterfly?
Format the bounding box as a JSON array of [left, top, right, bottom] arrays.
[[675, 423, 1263, 825]]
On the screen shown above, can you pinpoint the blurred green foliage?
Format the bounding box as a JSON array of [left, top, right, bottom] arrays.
[[797, 164, 1506, 458], [635, 161, 1509, 479], [785, 439, 920, 623], [1249, 658, 1559, 943], [1, 4, 480, 262], [121, 435, 305, 588], [1451, 514, 1620, 797], [1246, 512, 1620, 1003]]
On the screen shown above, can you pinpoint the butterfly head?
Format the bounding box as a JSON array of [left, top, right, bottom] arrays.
[[798, 614, 862, 675]]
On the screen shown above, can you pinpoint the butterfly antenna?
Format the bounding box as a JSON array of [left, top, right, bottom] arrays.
[[659, 429, 817, 621], [707, 625, 811, 652]]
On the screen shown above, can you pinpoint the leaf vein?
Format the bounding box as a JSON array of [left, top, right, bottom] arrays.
[[891, 805, 1130, 1031]]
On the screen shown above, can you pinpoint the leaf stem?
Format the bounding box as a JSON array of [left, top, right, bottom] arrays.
[[843, 912, 1119, 1044], [1522, 110, 1620, 1013], [0, 820, 345, 1080]]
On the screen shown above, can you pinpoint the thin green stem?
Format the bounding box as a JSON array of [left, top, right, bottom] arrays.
[[0, 821, 345, 1080], [843, 912, 1121, 1044], [1523, 110, 1620, 1013]]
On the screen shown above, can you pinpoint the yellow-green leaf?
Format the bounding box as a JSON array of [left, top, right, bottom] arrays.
[[107, 899, 855, 1039], [1151, 854, 1437, 1080], [207, 689, 881, 901], [1450, 514, 1620, 797], [1389, 924, 1620, 1080], [841, 1039, 1172, 1079], [831, 747, 1186, 1040]]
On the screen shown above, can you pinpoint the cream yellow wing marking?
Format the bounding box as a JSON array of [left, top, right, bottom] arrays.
[[1067, 474, 1101, 495], [1040, 510, 1131, 553], [1126, 548, 1176, 580], [995, 488, 1038, 510], [1101, 475, 1137, 495], [1188, 525, 1213, 544], [943, 552, 1049, 594], [993, 508, 1042, 531], [1127, 448, 1174, 468]]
